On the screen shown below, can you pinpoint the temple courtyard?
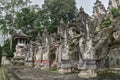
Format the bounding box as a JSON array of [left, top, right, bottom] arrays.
[[1, 0, 120, 80], [0, 66, 119, 80]]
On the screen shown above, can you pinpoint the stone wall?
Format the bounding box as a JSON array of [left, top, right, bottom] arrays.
[[97, 48, 120, 69]]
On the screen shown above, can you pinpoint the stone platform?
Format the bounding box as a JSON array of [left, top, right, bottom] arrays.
[[5, 66, 120, 80]]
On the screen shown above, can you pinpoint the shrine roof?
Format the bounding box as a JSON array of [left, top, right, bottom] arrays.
[[13, 31, 31, 39]]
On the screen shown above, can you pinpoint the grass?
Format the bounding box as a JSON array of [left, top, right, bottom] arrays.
[[0, 67, 9, 80]]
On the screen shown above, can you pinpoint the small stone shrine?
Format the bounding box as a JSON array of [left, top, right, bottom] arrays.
[[12, 31, 30, 66]]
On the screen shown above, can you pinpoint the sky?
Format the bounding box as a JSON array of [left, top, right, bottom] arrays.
[[31, 0, 109, 15]]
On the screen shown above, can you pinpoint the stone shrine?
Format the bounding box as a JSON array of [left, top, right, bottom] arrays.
[[12, 31, 30, 65]]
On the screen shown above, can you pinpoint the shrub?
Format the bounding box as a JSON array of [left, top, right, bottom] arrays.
[[111, 8, 120, 18]]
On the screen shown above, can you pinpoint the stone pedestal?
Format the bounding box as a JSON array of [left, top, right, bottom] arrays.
[[77, 60, 97, 78], [58, 68, 72, 74], [25, 60, 33, 67], [58, 61, 72, 74], [13, 57, 25, 66], [78, 70, 97, 78], [41, 60, 49, 70]]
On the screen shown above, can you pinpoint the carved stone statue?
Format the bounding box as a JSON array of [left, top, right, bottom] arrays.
[[34, 32, 43, 68], [76, 7, 97, 78], [41, 28, 50, 69], [34, 44, 43, 68], [57, 19, 72, 74]]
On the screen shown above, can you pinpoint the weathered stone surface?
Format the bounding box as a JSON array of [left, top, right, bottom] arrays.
[[5, 66, 120, 80], [113, 31, 120, 41]]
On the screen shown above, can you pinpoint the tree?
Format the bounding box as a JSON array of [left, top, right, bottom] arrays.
[[14, 7, 40, 40], [2, 39, 14, 58], [0, 0, 31, 58], [0, 0, 31, 35], [42, 0, 77, 33]]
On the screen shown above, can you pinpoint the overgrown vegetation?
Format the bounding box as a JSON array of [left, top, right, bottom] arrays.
[[0, 67, 9, 80], [101, 17, 111, 28], [111, 8, 120, 18], [2, 39, 14, 58]]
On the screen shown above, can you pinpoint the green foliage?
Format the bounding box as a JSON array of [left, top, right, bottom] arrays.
[[0, 0, 31, 35], [0, 0, 77, 54], [0, 67, 9, 80], [0, 0, 77, 35], [70, 41, 76, 47], [42, 0, 77, 33], [15, 7, 37, 37], [101, 17, 111, 28], [111, 8, 120, 18], [2, 39, 14, 58]]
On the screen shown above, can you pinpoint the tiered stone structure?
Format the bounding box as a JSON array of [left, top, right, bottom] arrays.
[[93, 0, 106, 31], [108, 0, 120, 8]]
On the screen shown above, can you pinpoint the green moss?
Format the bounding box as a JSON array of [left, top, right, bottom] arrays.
[[97, 69, 120, 75]]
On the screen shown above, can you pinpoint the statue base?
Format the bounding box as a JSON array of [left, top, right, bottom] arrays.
[[58, 68, 71, 74], [13, 56, 25, 66], [78, 70, 97, 78], [41, 60, 49, 70], [41, 66, 49, 70], [24, 62, 33, 67]]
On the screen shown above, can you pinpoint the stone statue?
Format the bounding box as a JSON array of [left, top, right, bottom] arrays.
[[24, 43, 34, 66], [41, 28, 50, 69], [14, 44, 26, 58], [75, 7, 97, 78], [34, 45, 43, 68], [61, 31, 70, 60], [57, 19, 72, 74]]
